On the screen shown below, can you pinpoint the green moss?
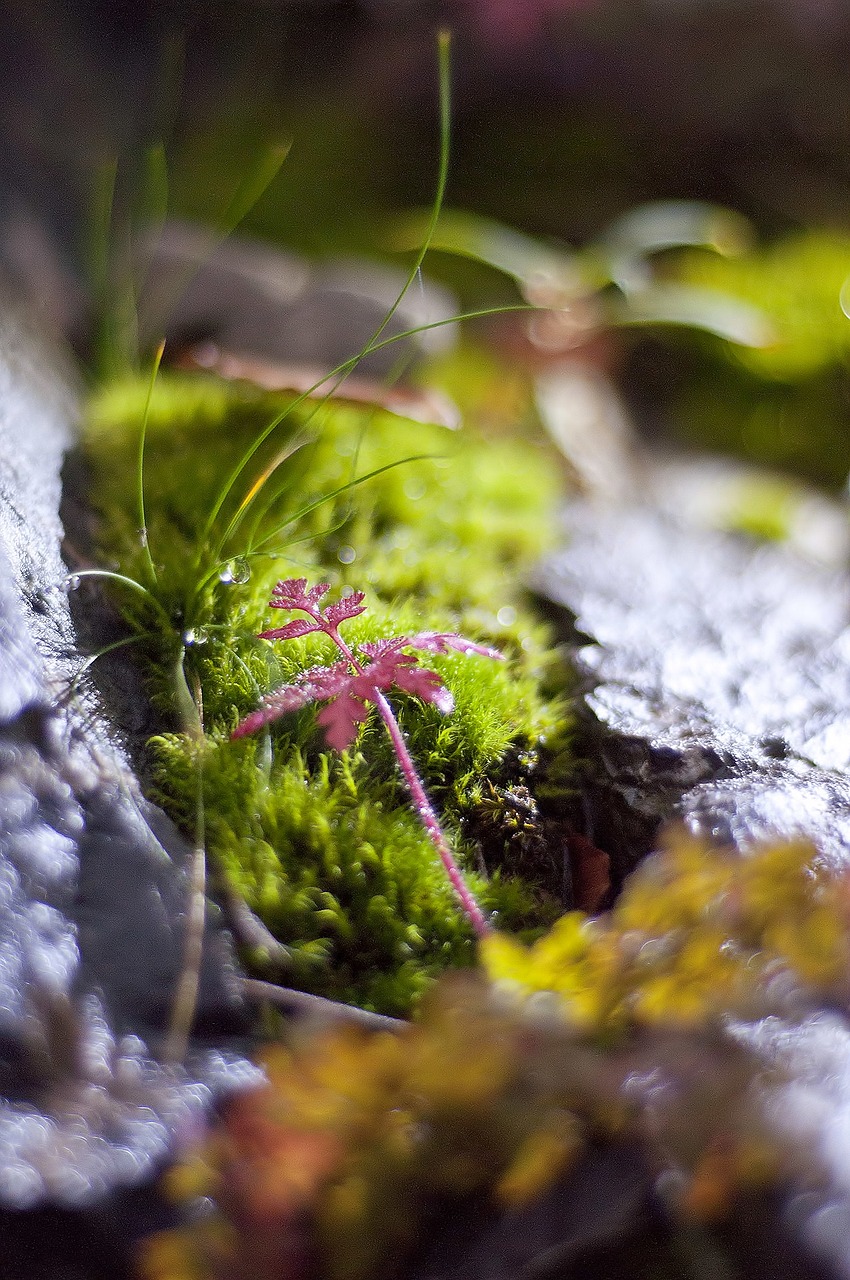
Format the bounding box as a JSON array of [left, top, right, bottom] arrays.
[[82, 369, 570, 1012]]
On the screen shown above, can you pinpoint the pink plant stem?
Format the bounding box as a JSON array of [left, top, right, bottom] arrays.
[[373, 690, 491, 939], [330, 626, 491, 939]]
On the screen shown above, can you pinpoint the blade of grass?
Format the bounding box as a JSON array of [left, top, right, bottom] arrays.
[[195, 301, 534, 567], [163, 662, 207, 1063], [194, 32, 454, 559], [137, 339, 166, 590], [67, 568, 172, 628], [242, 452, 441, 556]]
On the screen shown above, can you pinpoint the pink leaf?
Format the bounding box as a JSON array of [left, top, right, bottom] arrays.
[[317, 693, 371, 750], [357, 650, 455, 714], [388, 662, 455, 713], [259, 618, 323, 641], [297, 661, 356, 702], [358, 638, 405, 659], [406, 632, 504, 661], [269, 579, 330, 612], [322, 592, 367, 628], [231, 684, 311, 738]]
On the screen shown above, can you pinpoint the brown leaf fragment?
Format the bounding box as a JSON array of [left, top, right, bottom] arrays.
[[568, 834, 611, 914], [173, 342, 461, 428]]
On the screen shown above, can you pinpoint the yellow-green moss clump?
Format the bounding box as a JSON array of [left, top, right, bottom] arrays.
[[140, 978, 594, 1280], [482, 828, 850, 1036], [140, 831, 850, 1280], [83, 370, 570, 1013]]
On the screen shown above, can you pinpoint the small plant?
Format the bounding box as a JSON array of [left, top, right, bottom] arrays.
[[232, 577, 503, 937]]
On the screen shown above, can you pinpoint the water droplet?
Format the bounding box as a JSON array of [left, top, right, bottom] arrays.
[[497, 606, 517, 627], [841, 275, 850, 321], [232, 557, 251, 584], [137, 528, 149, 548], [337, 545, 356, 565], [219, 557, 251, 585], [403, 478, 427, 502], [66, 575, 81, 592], [340, 585, 356, 598], [183, 628, 209, 647]]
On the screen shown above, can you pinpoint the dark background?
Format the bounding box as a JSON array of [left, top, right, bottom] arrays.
[[4, 1, 850, 282]]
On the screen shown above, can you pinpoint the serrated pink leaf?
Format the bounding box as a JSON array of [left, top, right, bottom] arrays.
[[406, 632, 505, 661], [297, 661, 355, 701], [316, 692, 371, 750], [356, 648, 414, 691], [269, 578, 330, 612], [259, 618, 323, 641], [388, 662, 454, 713], [231, 684, 311, 738], [305, 582, 331, 609], [356, 650, 455, 714], [323, 592, 367, 628], [358, 637, 405, 659]]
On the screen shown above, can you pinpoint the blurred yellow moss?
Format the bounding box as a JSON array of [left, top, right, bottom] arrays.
[[481, 828, 849, 1033]]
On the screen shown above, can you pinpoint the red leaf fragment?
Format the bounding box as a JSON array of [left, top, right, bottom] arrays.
[[176, 343, 462, 429], [259, 618, 323, 642], [568, 834, 611, 915], [407, 632, 505, 661], [232, 685, 312, 738], [322, 592, 367, 628], [269, 579, 330, 612]]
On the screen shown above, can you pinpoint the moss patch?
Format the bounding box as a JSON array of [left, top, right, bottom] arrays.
[[82, 369, 571, 1013]]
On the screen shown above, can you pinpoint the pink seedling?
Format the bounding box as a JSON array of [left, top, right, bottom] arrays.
[[232, 578, 503, 937]]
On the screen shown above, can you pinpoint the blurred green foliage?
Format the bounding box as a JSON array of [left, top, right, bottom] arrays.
[[664, 232, 850, 487]]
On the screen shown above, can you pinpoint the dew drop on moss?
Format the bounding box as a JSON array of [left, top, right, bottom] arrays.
[[337, 545, 356, 565]]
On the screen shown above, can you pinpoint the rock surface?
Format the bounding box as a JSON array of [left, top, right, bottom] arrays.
[[536, 500, 850, 881], [138, 220, 457, 376], [0, 280, 251, 1234], [535, 495, 850, 1280]]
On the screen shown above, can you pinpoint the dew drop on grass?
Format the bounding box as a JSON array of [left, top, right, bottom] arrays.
[[183, 628, 209, 647], [219, 557, 251, 585], [137, 529, 148, 548]]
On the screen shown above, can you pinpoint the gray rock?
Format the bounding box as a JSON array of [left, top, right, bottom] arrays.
[[137, 220, 457, 376], [535, 496, 850, 1279], [0, 279, 251, 1211], [537, 500, 850, 879]]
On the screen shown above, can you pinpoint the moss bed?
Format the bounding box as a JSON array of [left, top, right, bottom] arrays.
[[82, 366, 573, 1014]]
